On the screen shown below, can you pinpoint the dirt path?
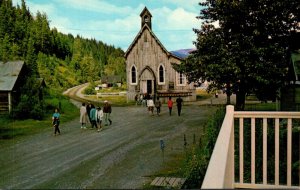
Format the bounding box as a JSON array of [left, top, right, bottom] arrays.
[[0, 85, 224, 189]]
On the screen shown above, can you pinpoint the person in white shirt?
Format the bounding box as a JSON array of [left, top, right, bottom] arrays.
[[147, 97, 154, 116], [96, 107, 104, 132], [80, 103, 87, 129]]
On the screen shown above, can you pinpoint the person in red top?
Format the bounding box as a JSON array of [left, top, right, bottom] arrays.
[[167, 97, 173, 116]]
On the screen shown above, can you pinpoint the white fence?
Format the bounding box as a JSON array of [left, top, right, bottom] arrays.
[[201, 105, 300, 189]]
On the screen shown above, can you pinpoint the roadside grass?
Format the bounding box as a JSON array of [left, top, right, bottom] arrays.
[[196, 89, 212, 101], [144, 106, 226, 189], [145, 101, 278, 189], [0, 97, 78, 140], [245, 102, 277, 111], [81, 95, 135, 107]]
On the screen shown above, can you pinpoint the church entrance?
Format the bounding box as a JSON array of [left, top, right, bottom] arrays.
[[147, 80, 152, 95], [140, 79, 154, 95], [139, 66, 156, 97]]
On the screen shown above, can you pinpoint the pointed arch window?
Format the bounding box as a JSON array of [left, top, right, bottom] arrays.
[[177, 72, 186, 86], [131, 65, 137, 85], [158, 65, 165, 84]]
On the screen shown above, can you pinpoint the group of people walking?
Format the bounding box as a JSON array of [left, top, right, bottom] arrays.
[[52, 95, 183, 136], [141, 95, 183, 116], [51, 100, 112, 136], [167, 96, 183, 116], [79, 100, 112, 132]]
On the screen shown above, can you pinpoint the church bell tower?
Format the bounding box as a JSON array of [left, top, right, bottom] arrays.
[[140, 7, 152, 29]]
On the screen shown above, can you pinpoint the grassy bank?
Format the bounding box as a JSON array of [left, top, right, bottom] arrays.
[[144, 106, 226, 189], [145, 102, 279, 189], [0, 96, 78, 140]]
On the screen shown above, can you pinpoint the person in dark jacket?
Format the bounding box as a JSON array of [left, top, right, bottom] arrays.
[[155, 97, 162, 115], [176, 96, 183, 116], [103, 100, 112, 126], [86, 102, 92, 126]]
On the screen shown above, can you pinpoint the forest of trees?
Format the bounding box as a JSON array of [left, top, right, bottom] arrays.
[[0, 0, 126, 118]]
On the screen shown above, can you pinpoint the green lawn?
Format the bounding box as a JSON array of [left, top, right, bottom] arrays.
[[81, 95, 134, 107], [245, 102, 277, 111], [196, 89, 212, 101]]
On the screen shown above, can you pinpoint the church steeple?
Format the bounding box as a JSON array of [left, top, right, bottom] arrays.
[[140, 7, 152, 29]]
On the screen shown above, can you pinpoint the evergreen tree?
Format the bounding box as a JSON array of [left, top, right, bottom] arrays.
[[25, 37, 38, 76], [0, 34, 12, 61]]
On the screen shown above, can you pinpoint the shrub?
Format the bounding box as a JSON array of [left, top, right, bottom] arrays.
[[182, 107, 225, 188], [11, 94, 44, 120], [84, 84, 96, 95]]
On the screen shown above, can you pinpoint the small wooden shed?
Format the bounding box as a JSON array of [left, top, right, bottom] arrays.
[[101, 75, 122, 88], [0, 61, 25, 113], [280, 50, 300, 111]]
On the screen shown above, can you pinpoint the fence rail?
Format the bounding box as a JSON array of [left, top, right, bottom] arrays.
[[201, 105, 300, 189]]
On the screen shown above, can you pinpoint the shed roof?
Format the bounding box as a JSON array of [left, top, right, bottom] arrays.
[[101, 75, 122, 83], [0, 61, 25, 91]]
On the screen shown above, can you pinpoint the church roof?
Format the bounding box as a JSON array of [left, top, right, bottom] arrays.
[[140, 7, 152, 17], [124, 25, 184, 61]]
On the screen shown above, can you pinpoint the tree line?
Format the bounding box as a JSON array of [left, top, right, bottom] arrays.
[[0, 0, 126, 119]]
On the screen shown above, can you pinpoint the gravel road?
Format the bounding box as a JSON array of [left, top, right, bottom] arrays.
[[0, 87, 221, 189]]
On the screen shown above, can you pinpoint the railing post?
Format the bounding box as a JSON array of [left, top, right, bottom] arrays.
[[201, 105, 235, 189], [251, 117, 256, 184], [239, 118, 244, 184]]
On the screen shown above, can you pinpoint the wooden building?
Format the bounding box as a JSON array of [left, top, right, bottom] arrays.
[[0, 61, 25, 113], [280, 50, 300, 111], [125, 7, 196, 102], [101, 75, 122, 88]]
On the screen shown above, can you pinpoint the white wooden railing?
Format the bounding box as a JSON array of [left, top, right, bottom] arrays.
[[201, 105, 300, 189]]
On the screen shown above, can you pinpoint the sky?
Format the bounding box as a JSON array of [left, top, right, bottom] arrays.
[[13, 0, 205, 51]]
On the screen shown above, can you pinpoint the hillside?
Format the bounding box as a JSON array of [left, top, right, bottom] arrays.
[[0, 0, 126, 92]]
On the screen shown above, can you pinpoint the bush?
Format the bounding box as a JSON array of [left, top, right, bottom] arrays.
[[182, 107, 225, 188], [11, 94, 45, 120], [84, 85, 96, 95], [44, 98, 60, 111]]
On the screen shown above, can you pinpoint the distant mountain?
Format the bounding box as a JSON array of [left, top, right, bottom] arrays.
[[170, 48, 196, 59]]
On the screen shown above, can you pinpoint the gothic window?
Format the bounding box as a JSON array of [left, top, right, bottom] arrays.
[[177, 72, 186, 86], [158, 65, 165, 84], [131, 66, 137, 84]]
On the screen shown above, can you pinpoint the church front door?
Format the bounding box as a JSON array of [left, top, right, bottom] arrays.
[[147, 80, 152, 95]]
